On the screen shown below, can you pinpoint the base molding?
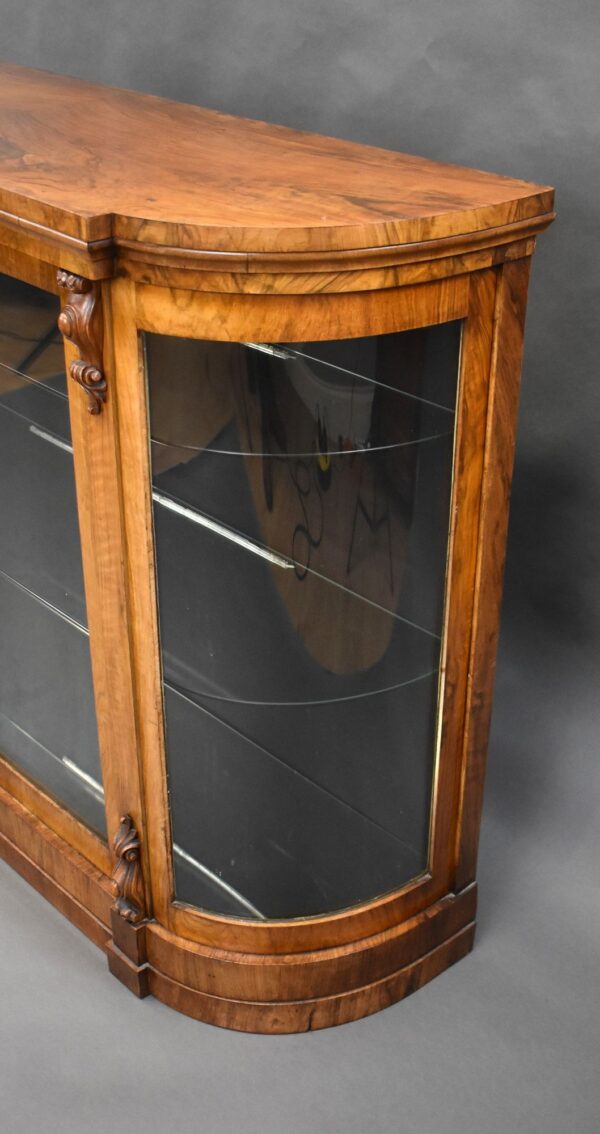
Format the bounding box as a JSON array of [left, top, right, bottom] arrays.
[[0, 786, 477, 1033], [0, 782, 112, 949], [148, 922, 475, 1033]]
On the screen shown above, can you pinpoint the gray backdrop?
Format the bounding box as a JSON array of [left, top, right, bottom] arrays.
[[0, 2, 598, 1132]]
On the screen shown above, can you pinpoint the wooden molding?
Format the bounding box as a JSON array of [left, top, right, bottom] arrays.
[[146, 922, 476, 1033], [0, 782, 113, 946], [57, 269, 107, 414], [110, 815, 146, 924], [0, 751, 111, 876], [0, 778, 476, 1031]]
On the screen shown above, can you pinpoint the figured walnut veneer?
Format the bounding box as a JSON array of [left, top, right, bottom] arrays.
[[0, 62, 554, 289], [0, 64, 554, 1032]]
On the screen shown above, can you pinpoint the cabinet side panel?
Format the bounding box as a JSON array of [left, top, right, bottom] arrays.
[[428, 268, 498, 886], [455, 257, 532, 889]]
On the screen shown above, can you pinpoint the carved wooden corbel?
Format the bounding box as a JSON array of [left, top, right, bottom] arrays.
[[56, 269, 107, 414], [111, 815, 146, 924]]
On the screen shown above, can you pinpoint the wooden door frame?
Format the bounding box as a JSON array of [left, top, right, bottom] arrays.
[[109, 266, 517, 952]]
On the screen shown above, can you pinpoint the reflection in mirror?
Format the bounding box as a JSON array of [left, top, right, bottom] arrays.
[[145, 322, 461, 918], [0, 273, 105, 835]]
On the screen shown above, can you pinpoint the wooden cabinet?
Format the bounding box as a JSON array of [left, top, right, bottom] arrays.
[[0, 63, 554, 1032]]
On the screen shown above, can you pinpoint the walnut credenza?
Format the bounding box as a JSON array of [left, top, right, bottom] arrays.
[[0, 63, 554, 1032]]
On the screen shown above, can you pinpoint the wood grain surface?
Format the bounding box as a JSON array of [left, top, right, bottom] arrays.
[[0, 63, 553, 258]]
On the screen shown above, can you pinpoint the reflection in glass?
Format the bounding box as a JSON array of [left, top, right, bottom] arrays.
[[145, 323, 461, 918], [0, 273, 105, 834]]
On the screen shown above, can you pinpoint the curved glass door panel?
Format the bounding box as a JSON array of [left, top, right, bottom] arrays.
[[145, 322, 461, 918], [0, 273, 105, 835]]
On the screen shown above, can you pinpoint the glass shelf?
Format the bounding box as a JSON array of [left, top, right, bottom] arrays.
[[166, 681, 430, 920], [154, 491, 440, 705], [145, 322, 462, 919], [146, 333, 456, 459], [0, 564, 104, 836]]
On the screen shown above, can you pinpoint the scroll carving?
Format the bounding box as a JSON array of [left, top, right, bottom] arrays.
[[56, 269, 107, 414], [111, 815, 146, 924]]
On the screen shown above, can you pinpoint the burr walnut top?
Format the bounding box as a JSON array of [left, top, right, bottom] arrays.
[[0, 62, 553, 258]]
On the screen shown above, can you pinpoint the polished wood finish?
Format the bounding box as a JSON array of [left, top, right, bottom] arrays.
[[0, 783, 113, 948], [0, 64, 552, 251], [0, 64, 553, 292], [61, 279, 152, 909], [122, 233, 539, 296], [147, 924, 476, 1034], [0, 64, 554, 1032], [0, 752, 111, 875], [455, 257, 533, 889], [135, 274, 469, 343]]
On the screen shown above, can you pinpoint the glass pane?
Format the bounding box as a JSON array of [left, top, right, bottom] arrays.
[[145, 323, 461, 918], [0, 272, 105, 835]]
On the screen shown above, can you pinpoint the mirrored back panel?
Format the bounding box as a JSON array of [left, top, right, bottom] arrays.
[[145, 323, 462, 919], [0, 272, 105, 835]]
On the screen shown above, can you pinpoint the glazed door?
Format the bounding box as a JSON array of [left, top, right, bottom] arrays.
[[0, 270, 105, 836], [142, 319, 463, 920]]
